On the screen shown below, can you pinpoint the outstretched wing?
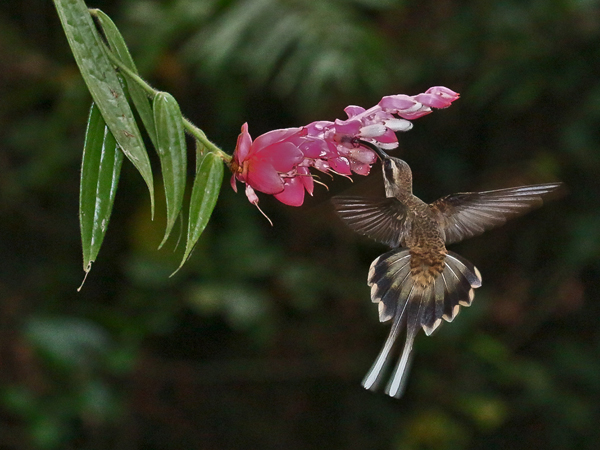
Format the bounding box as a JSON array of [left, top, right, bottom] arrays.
[[430, 183, 562, 245], [332, 196, 410, 248]]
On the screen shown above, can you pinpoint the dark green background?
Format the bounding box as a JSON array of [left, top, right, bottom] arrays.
[[1, 0, 599, 449]]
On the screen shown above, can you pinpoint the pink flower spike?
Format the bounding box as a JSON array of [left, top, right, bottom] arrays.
[[230, 86, 459, 213]]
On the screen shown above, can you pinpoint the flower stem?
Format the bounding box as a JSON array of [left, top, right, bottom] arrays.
[[99, 38, 231, 163]]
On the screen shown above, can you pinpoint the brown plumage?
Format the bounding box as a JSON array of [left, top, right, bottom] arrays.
[[332, 143, 561, 398]]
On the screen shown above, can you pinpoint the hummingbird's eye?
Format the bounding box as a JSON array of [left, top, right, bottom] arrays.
[[383, 160, 395, 179]]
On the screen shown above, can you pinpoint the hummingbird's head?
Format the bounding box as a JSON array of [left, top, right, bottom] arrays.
[[381, 156, 413, 197], [357, 140, 413, 197]]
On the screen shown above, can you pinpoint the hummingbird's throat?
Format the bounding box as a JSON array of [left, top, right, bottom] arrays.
[[409, 247, 447, 287]]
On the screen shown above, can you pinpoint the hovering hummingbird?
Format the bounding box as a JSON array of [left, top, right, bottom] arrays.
[[332, 141, 561, 398]]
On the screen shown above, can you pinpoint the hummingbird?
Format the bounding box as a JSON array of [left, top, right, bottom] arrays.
[[332, 141, 561, 398]]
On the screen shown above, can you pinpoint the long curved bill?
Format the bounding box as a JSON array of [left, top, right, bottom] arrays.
[[358, 140, 390, 160]]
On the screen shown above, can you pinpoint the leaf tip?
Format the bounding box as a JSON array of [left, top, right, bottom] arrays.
[[157, 230, 171, 250], [170, 257, 188, 278]]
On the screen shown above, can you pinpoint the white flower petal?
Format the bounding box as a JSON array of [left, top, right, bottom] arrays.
[[359, 124, 386, 138], [378, 141, 400, 150], [384, 118, 413, 132]]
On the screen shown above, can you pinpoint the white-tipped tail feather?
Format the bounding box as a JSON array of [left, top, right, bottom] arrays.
[[363, 249, 482, 398]]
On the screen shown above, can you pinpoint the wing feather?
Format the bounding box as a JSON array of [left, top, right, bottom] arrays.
[[332, 196, 409, 247], [430, 183, 561, 245]]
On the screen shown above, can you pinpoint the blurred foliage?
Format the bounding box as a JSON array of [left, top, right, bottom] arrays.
[[1, 0, 600, 449]]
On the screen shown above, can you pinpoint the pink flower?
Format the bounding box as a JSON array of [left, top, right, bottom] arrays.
[[230, 123, 309, 207], [230, 86, 460, 212]]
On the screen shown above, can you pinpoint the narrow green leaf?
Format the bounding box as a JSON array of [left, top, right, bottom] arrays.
[[174, 151, 223, 274], [53, 0, 154, 215], [80, 103, 123, 278], [92, 8, 158, 148], [153, 92, 188, 247]]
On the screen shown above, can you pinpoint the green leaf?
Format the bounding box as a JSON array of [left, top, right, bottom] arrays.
[[53, 0, 154, 215], [92, 8, 158, 148], [80, 103, 123, 277], [153, 92, 188, 247], [174, 151, 223, 274]]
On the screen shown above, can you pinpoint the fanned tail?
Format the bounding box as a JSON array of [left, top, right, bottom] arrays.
[[364, 248, 482, 398]]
